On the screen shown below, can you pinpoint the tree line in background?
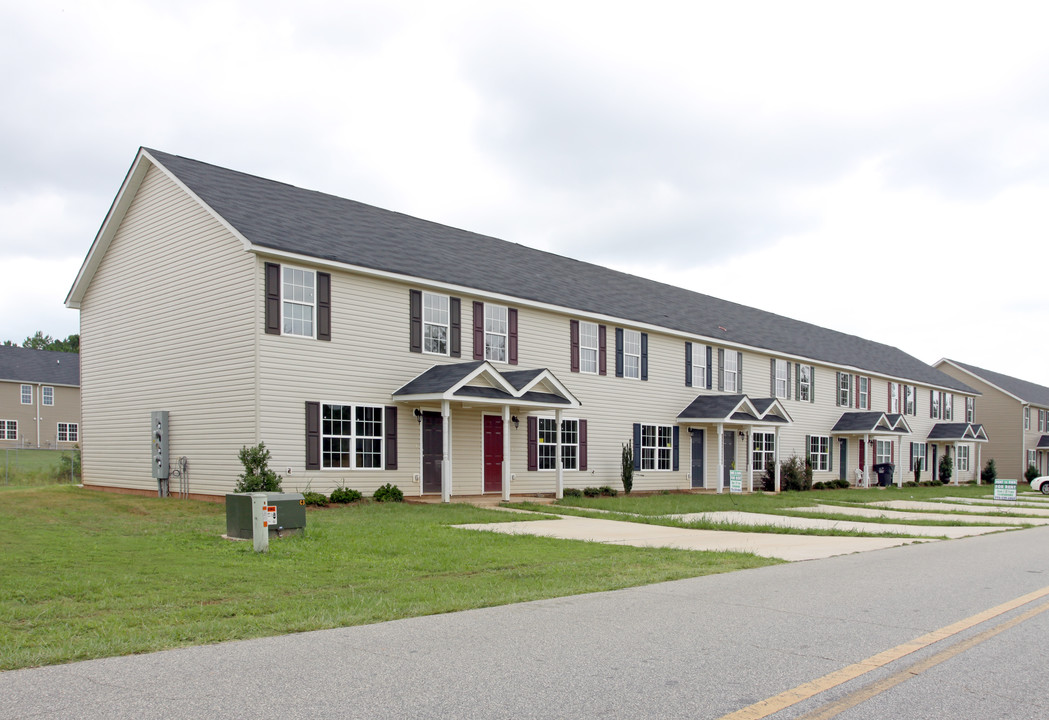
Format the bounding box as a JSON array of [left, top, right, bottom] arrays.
[[2, 331, 80, 353]]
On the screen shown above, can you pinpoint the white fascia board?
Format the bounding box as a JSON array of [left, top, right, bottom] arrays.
[[449, 362, 518, 397], [515, 370, 581, 407], [935, 359, 1018, 402], [759, 399, 793, 424]]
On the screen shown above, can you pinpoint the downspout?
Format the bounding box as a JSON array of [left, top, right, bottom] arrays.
[[35, 382, 41, 448]]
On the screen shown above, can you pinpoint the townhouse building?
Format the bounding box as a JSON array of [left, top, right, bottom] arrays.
[[935, 359, 1049, 481], [65, 148, 981, 500], [0, 346, 80, 449]]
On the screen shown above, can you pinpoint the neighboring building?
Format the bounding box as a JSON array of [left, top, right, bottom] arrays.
[[0, 346, 81, 449], [935, 359, 1049, 480], [65, 148, 980, 500]]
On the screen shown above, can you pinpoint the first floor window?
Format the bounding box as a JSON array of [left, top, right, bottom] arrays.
[[1, 420, 16, 440], [537, 417, 580, 471], [422, 292, 449, 355], [966, 397, 975, 423], [623, 330, 641, 379], [912, 442, 927, 472], [579, 322, 599, 374], [798, 365, 812, 402], [809, 435, 830, 471], [641, 424, 673, 470], [957, 445, 970, 471], [283, 266, 316, 337], [1028, 450, 1036, 470], [21, 385, 32, 405], [321, 403, 383, 469], [57, 423, 78, 442], [876, 439, 893, 465], [42, 387, 54, 406], [485, 304, 508, 362], [753, 432, 775, 472]]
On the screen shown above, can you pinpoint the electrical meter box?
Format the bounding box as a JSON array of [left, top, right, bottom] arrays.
[[151, 411, 169, 479], [225, 492, 306, 539]]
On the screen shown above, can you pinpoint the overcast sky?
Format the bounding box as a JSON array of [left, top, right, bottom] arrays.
[[3, 0, 1048, 387]]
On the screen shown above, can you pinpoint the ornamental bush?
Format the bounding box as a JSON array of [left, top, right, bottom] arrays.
[[981, 459, 997, 484], [302, 491, 328, 506], [938, 455, 953, 483], [373, 483, 404, 502], [234, 442, 283, 493], [1025, 464, 1040, 483], [330, 487, 363, 504]]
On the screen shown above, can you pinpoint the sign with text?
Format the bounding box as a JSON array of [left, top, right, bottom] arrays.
[[729, 470, 743, 494], [994, 479, 1017, 502]]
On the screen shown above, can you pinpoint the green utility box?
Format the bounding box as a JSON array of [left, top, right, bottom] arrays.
[[225, 493, 306, 539]]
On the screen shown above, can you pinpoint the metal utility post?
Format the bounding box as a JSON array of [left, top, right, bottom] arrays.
[[250, 492, 269, 553]]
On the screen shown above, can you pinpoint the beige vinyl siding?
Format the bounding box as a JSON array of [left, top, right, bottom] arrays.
[[79, 166, 257, 495]]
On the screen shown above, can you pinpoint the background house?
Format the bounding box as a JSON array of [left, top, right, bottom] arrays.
[[935, 359, 1049, 480], [0, 346, 81, 449], [66, 148, 979, 499]]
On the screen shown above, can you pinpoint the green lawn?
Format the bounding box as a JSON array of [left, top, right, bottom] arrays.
[[0, 485, 775, 671]]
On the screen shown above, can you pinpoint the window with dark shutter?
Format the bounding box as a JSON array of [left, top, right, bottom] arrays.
[[570, 320, 580, 373], [640, 333, 648, 381], [632, 423, 641, 471], [672, 426, 680, 471], [265, 262, 281, 335], [527, 416, 538, 471], [615, 328, 624, 378], [450, 297, 461, 358], [508, 308, 518, 365], [579, 419, 588, 471], [409, 289, 422, 352], [305, 401, 320, 470], [706, 346, 713, 389], [685, 342, 693, 387], [473, 301, 484, 360], [317, 272, 331, 341], [384, 406, 398, 470], [599, 325, 607, 375]]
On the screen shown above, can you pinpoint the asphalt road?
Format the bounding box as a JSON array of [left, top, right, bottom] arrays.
[[3, 526, 1048, 719]]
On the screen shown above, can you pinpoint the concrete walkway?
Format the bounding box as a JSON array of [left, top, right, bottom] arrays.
[[454, 515, 931, 561], [664, 510, 1016, 537], [795, 503, 1049, 525], [869, 499, 1049, 516]]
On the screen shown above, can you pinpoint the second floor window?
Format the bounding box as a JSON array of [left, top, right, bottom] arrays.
[[838, 373, 851, 407], [966, 397, 975, 423], [905, 385, 916, 415], [579, 322, 599, 374], [422, 292, 449, 355], [798, 365, 812, 402], [931, 391, 941, 420], [623, 330, 641, 379], [858, 377, 870, 409], [21, 385, 32, 405], [485, 304, 508, 363], [889, 383, 900, 414], [774, 359, 788, 398], [943, 393, 953, 421], [42, 386, 54, 406], [282, 266, 315, 337], [723, 351, 738, 393]]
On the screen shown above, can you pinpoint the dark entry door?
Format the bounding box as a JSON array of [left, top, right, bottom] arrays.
[[839, 439, 848, 482], [422, 411, 442, 494], [691, 429, 704, 489], [483, 415, 503, 493], [722, 431, 735, 488]]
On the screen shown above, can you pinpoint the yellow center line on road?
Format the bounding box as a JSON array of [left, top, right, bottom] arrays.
[[718, 584, 1049, 720]]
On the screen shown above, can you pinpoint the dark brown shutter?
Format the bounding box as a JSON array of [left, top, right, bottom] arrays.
[[640, 333, 648, 381], [384, 406, 398, 470], [570, 320, 580, 373], [305, 401, 320, 470], [770, 358, 777, 396], [527, 416, 538, 471], [685, 342, 692, 387], [317, 272, 331, 341], [473, 301, 484, 360], [265, 262, 281, 335], [409, 289, 422, 353], [598, 325, 607, 376], [579, 419, 588, 471], [718, 349, 725, 391], [615, 328, 624, 377], [633, 423, 641, 471], [508, 308, 518, 365], [673, 426, 680, 471], [706, 346, 713, 389], [450, 297, 461, 357], [737, 351, 743, 392]]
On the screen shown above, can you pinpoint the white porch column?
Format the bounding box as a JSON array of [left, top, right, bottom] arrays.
[[747, 428, 754, 493], [717, 423, 724, 494], [862, 433, 869, 487], [502, 406, 511, 502], [774, 426, 781, 493], [977, 443, 983, 485], [896, 438, 903, 488], [555, 408, 564, 499], [953, 442, 960, 484], [441, 400, 451, 503]]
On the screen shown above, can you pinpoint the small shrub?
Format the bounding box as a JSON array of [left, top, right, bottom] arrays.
[[598, 485, 618, 497], [330, 487, 363, 504], [780, 454, 811, 492], [812, 481, 826, 490], [302, 491, 328, 506], [938, 455, 953, 483], [235, 442, 282, 493], [903, 481, 918, 487], [373, 483, 404, 502], [583, 486, 601, 497], [1025, 464, 1039, 483], [621, 442, 634, 495], [981, 459, 997, 484], [913, 465, 921, 484], [562, 487, 583, 498]]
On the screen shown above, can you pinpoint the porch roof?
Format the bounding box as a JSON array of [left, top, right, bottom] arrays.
[[677, 394, 792, 425], [1038, 435, 1049, 450], [392, 361, 579, 409], [927, 423, 989, 442], [832, 412, 911, 434]]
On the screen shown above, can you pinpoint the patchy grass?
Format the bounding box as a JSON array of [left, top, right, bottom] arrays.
[[0, 486, 775, 671], [0, 448, 79, 486]]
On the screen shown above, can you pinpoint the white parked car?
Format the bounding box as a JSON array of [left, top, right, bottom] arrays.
[[1031, 476, 1049, 495]]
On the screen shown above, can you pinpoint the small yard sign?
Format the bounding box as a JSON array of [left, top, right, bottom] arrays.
[[994, 479, 1017, 502], [729, 470, 743, 494]]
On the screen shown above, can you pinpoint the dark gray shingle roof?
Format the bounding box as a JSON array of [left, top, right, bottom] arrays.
[[0, 347, 80, 386], [145, 149, 973, 392], [945, 360, 1049, 407]]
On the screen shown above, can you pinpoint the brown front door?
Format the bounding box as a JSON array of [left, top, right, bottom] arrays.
[[483, 415, 503, 493], [422, 411, 442, 494]]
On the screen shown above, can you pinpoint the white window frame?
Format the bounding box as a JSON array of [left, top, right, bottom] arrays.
[[20, 384, 32, 405], [774, 359, 788, 398], [957, 445, 970, 472], [1027, 449, 1036, 470], [723, 351, 738, 393], [281, 265, 316, 338], [798, 365, 812, 402], [905, 385, 915, 415], [966, 397, 975, 423], [889, 383, 900, 414], [809, 435, 830, 471], [1, 420, 16, 441], [753, 432, 776, 473], [42, 386, 54, 406], [875, 439, 893, 465], [537, 417, 580, 471], [623, 329, 641, 380], [1040, 410, 1046, 433], [321, 403, 384, 470], [859, 377, 869, 409], [422, 292, 449, 356], [485, 304, 508, 363], [579, 322, 599, 374], [944, 393, 953, 421], [931, 391, 941, 420], [838, 373, 851, 407], [57, 422, 78, 443], [692, 346, 707, 388], [1024, 407, 1031, 430], [912, 442, 928, 472], [640, 424, 673, 471]]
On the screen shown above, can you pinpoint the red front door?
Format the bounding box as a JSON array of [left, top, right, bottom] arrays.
[[483, 415, 503, 493]]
